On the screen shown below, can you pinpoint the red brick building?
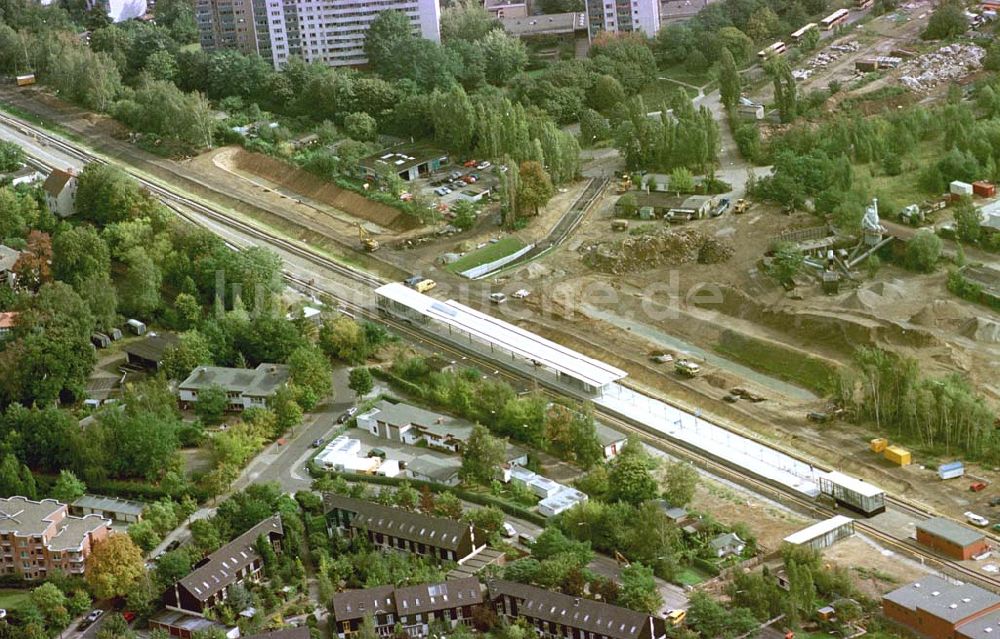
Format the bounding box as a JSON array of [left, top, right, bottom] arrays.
[[0, 496, 111, 579], [883, 577, 1000, 639], [916, 517, 989, 561]]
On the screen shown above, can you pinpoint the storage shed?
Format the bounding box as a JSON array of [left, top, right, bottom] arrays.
[[952, 181, 974, 196], [938, 461, 965, 480], [916, 516, 988, 560]]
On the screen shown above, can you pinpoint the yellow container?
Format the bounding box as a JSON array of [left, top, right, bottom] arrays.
[[870, 438, 889, 453], [884, 445, 911, 466]]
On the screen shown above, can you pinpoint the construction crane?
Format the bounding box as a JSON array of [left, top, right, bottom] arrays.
[[358, 224, 379, 252]]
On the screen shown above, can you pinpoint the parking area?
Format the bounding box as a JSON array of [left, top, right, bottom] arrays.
[[329, 425, 464, 482], [413, 160, 501, 209]]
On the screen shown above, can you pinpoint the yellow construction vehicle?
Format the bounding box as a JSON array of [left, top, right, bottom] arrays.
[[616, 175, 633, 194], [733, 198, 750, 214], [358, 224, 380, 252]]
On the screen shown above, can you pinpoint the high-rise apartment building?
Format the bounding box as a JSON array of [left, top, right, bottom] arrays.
[[195, 0, 441, 69], [583, 0, 660, 39]]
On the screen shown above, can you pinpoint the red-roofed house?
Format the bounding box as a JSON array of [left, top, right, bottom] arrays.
[[43, 169, 77, 218]]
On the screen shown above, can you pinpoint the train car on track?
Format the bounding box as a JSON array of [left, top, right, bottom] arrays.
[[817, 470, 885, 516]]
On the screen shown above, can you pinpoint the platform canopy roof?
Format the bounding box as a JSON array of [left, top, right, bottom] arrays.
[[820, 470, 884, 497], [375, 283, 627, 389]]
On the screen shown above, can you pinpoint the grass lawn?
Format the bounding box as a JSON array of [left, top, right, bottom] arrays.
[[0, 589, 31, 611], [867, 141, 941, 211], [674, 566, 712, 586], [446, 237, 527, 274]]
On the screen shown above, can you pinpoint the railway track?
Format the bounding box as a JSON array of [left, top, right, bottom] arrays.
[[3, 108, 998, 593]]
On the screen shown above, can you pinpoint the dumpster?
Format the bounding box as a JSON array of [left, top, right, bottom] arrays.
[[870, 438, 889, 453], [884, 445, 912, 466]]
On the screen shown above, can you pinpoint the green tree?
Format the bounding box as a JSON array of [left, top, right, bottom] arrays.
[[30, 582, 67, 626], [579, 109, 611, 145], [661, 461, 698, 506], [769, 241, 804, 284], [120, 246, 162, 317], [905, 230, 942, 273], [922, 0, 967, 39], [590, 75, 627, 115], [74, 164, 154, 226], [717, 27, 754, 64], [51, 470, 86, 502], [364, 10, 415, 78], [686, 592, 758, 639], [288, 345, 333, 403], [607, 443, 658, 506], [195, 384, 229, 425], [461, 424, 506, 485], [451, 200, 477, 230], [954, 199, 983, 244], [517, 161, 554, 217], [441, 0, 498, 41], [0, 453, 37, 498], [0, 140, 23, 172], [319, 316, 370, 364], [669, 167, 695, 192], [127, 520, 161, 552], [343, 112, 378, 142], [766, 57, 797, 123], [52, 225, 111, 291], [618, 563, 662, 613], [154, 550, 192, 588], [481, 29, 527, 85], [162, 330, 214, 380], [718, 47, 741, 110], [348, 367, 374, 399], [85, 534, 146, 599]]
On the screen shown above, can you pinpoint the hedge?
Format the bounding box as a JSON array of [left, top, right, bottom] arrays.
[[84, 478, 211, 503], [308, 465, 547, 527]]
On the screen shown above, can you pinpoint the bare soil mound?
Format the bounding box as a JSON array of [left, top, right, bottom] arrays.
[[582, 229, 734, 274], [909, 300, 975, 329], [961, 317, 1000, 343], [230, 149, 419, 231]]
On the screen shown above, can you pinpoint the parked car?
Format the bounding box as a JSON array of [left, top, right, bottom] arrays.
[[463, 160, 478, 167], [450, 171, 462, 179], [166, 540, 180, 551], [122, 612, 136, 624], [966, 511, 989, 527], [312, 438, 325, 448], [434, 187, 451, 196], [989, 497, 1000, 507], [972, 481, 989, 492], [79, 610, 103, 630], [461, 175, 476, 183], [512, 289, 531, 299], [337, 407, 358, 423], [807, 411, 831, 423], [502, 522, 517, 538], [477, 161, 492, 170], [518, 533, 535, 545], [490, 293, 508, 304], [649, 352, 673, 364]]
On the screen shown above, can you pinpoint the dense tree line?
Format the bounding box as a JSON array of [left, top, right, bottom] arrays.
[[837, 347, 999, 462], [613, 93, 721, 172]]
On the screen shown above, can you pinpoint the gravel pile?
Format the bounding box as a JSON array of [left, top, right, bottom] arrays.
[[698, 237, 736, 264], [898, 44, 985, 92]]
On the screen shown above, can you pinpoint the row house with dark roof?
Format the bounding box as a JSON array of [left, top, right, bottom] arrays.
[[331, 577, 483, 638], [164, 516, 283, 616], [488, 580, 668, 639], [322, 494, 484, 564]]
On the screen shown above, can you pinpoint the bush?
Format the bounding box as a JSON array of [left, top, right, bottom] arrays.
[[905, 230, 943, 272]]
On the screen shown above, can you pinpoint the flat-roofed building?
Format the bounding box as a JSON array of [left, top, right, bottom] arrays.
[[782, 515, 855, 551], [485, 0, 527, 18], [916, 517, 989, 561], [148, 609, 240, 639], [322, 494, 485, 563], [500, 12, 586, 37], [178, 364, 290, 411], [0, 496, 111, 579], [359, 145, 449, 182], [488, 580, 667, 639], [883, 576, 1000, 639], [331, 578, 483, 638], [165, 516, 283, 616], [70, 495, 146, 524]]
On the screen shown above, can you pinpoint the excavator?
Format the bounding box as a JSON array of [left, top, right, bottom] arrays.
[[358, 224, 379, 252]]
